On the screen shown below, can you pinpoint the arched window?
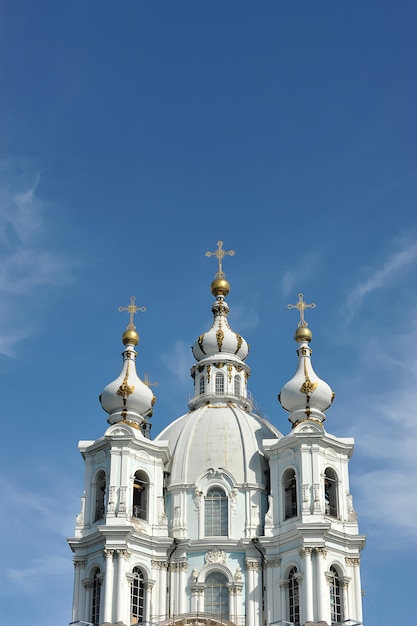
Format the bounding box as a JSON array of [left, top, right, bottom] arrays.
[[283, 468, 297, 519], [288, 567, 300, 626], [234, 375, 241, 395], [133, 470, 149, 520], [215, 372, 224, 394], [329, 566, 343, 625], [324, 468, 338, 518], [199, 375, 205, 395], [204, 572, 229, 617], [130, 566, 145, 625], [91, 567, 101, 626], [205, 487, 228, 536], [94, 470, 106, 521]]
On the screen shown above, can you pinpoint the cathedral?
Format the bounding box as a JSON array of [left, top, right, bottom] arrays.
[[67, 242, 365, 626]]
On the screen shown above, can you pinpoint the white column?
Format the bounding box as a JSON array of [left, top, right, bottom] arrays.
[[115, 550, 128, 624], [246, 560, 261, 626], [145, 581, 154, 624], [315, 547, 327, 622], [278, 580, 288, 623], [179, 563, 188, 613], [72, 559, 85, 622], [266, 558, 280, 623], [83, 579, 93, 623], [300, 548, 313, 623], [348, 557, 362, 622], [103, 549, 115, 624], [153, 560, 168, 621]]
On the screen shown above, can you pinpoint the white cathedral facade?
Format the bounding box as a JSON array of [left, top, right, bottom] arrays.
[[68, 243, 365, 626]]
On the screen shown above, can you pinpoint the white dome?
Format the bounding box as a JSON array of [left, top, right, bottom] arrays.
[[279, 339, 334, 425], [192, 298, 249, 362], [156, 404, 282, 486], [100, 341, 155, 425]]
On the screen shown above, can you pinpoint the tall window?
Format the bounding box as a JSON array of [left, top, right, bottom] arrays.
[[324, 468, 338, 518], [205, 487, 228, 536], [130, 566, 145, 625], [329, 566, 343, 625], [288, 567, 300, 626], [133, 470, 149, 520], [91, 568, 101, 626], [215, 372, 224, 394], [234, 375, 241, 395], [199, 375, 205, 395], [283, 469, 297, 519], [204, 572, 229, 617], [94, 471, 106, 521]]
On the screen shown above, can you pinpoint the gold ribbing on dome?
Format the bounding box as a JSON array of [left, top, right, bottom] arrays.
[[118, 296, 146, 345], [206, 240, 235, 296], [288, 293, 316, 342]]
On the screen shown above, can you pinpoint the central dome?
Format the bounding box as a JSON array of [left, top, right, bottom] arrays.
[[156, 404, 282, 486]]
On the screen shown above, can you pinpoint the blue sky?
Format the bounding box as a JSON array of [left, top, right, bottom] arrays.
[[0, 2, 416, 625]]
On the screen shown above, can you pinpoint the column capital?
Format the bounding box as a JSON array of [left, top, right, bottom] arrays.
[[152, 559, 168, 570], [245, 559, 261, 571], [345, 556, 361, 567], [73, 559, 86, 569]]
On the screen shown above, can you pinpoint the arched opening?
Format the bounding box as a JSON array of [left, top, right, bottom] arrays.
[[199, 375, 205, 395], [283, 468, 297, 519], [91, 567, 101, 626], [324, 468, 338, 518], [234, 374, 241, 395], [133, 470, 149, 520], [94, 470, 106, 521], [205, 487, 228, 536], [204, 572, 229, 617], [288, 567, 300, 626], [130, 566, 145, 625], [215, 372, 224, 394], [329, 566, 343, 625]]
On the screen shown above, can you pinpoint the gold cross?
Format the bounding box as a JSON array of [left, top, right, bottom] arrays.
[[143, 373, 159, 388], [288, 293, 316, 327], [118, 296, 146, 329], [205, 240, 235, 278]]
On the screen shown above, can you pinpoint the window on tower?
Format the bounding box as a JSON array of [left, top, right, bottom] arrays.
[[199, 375, 205, 395], [94, 470, 106, 521], [283, 468, 297, 519], [329, 566, 343, 625], [130, 566, 145, 625], [205, 487, 228, 536], [215, 372, 225, 394], [288, 567, 300, 626], [91, 567, 101, 626], [234, 374, 241, 395], [132, 470, 149, 520], [204, 572, 229, 617], [324, 468, 338, 518]]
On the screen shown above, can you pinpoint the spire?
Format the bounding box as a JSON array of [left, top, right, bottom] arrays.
[[100, 296, 156, 430], [279, 293, 334, 427], [189, 241, 251, 410]]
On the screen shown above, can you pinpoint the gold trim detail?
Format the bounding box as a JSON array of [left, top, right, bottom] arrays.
[[216, 328, 224, 351], [121, 419, 140, 430], [117, 361, 135, 398], [197, 334, 206, 355], [288, 293, 316, 328], [118, 295, 146, 330], [300, 357, 318, 395], [235, 333, 243, 353]]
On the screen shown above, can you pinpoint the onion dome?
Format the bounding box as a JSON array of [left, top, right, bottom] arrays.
[[100, 297, 156, 430], [192, 277, 249, 361], [279, 294, 334, 426]]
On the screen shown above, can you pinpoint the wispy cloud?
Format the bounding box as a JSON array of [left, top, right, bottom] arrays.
[[345, 240, 417, 322], [161, 339, 190, 384], [281, 252, 320, 297], [0, 159, 75, 355], [339, 324, 417, 542]]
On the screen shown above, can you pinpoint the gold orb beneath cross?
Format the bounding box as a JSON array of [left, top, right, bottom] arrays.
[[295, 326, 312, 343], [211, 278, 230, 297], [122, 328, 139, 346]]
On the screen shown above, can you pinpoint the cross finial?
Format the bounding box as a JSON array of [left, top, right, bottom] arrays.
[[118, 296, 146, 329], [287, 293, 316, 327], [205, 240, 235, 278], [143, 373, 159, 388]]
